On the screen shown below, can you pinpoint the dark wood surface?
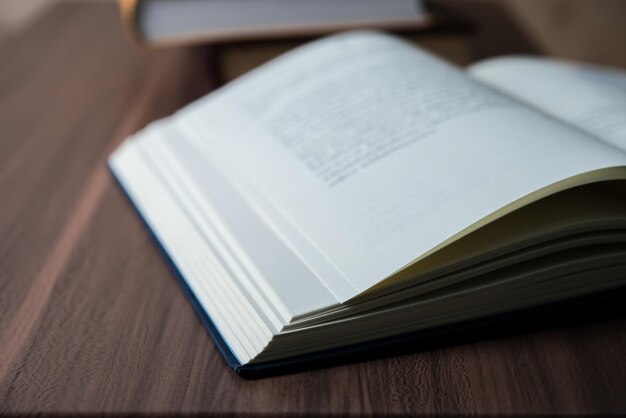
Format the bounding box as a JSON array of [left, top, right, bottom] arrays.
[[1, 2, 626, 417]]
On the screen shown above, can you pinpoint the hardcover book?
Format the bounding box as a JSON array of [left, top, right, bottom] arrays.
[[109, 32, 626, 377], [120, 0, 429, 46]]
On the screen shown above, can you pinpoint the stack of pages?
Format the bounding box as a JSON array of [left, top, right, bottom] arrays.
[[110, 32, 626, 377]]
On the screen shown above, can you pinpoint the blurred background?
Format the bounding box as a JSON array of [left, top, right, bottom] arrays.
[[0, 0, 101, 40], [1, 0, 625, 68]]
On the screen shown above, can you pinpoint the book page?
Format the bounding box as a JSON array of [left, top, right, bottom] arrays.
[[468, 57, 626, 151], [172, 32, 626, 301]]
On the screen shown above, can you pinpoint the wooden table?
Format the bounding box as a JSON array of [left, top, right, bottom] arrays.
[[1, 2, 625, 416]]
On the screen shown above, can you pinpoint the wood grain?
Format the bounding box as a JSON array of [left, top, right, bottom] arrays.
[[1, 2, 625, 417]]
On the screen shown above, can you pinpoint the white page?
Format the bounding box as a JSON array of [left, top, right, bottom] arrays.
[[172, 32, 626, 300], [468, 57, 626, 151], [147, 121, 341, 317]]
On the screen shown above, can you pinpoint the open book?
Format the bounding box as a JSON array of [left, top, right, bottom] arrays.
[[109, 32, 626, 377]]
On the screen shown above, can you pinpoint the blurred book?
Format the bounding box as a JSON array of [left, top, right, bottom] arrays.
[[120, 0, 431, 46], [119, 0, 473, 82]]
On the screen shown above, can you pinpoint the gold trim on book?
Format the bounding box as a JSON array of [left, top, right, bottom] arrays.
[[118, 0, 144, 46]]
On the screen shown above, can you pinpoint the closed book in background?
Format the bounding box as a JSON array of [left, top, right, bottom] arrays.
[[118, 0, 472, 82], [120, 0, 432, 46]]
